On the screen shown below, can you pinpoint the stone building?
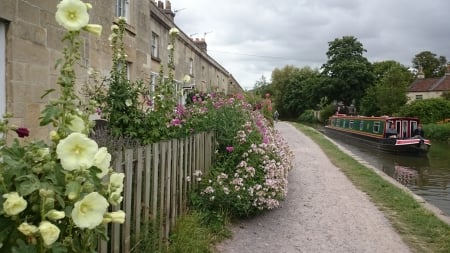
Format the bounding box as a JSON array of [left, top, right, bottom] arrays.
[[0, 0, 242, 140], [407, 66, 450, 102]]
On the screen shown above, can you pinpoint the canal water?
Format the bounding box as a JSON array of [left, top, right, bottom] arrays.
[[324, 134, 450, 216]]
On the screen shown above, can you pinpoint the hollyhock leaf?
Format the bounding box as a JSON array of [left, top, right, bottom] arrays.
[[16, 174, 41, 196]]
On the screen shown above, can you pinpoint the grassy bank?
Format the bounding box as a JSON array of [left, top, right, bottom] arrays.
[[292, 122, 450, 253]]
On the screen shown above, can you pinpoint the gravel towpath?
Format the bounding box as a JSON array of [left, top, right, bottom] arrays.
[[215, 121, 412, 253]]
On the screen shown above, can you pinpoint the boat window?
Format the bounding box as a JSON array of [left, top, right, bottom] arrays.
[[349, 120, 354, 129], [373, 122, 380, 133], [359, 121, 364, 130], [402, 121, 408, 138], [336, 119, 340, 126], [411, 121, 418, 137]]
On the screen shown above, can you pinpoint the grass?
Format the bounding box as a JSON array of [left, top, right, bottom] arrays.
[[292, 122, 450, 253], [167, 210, 231, 253]]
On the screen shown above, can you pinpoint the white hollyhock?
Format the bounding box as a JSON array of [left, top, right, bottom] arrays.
[[55, 0, 89, 31], [56, 132, 98, 171], [94, 147, 111, 178], [2, 192, 27, 216], [39, 221, 60, 246], [71, 192, 109, 229]]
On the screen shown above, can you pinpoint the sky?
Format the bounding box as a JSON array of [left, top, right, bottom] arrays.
[[169, 0, 450, 90]]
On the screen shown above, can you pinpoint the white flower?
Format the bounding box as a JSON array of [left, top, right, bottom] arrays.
[[72, 192, 109, 229], [183, 75, 191, 83], [18, 222, 39, 236], [55, 0, 89, 31], [85, 3, 92, 9], [84, 24, 102, 36], [103, 210, 125, 224], [56, 132, 98, 171], [46, 209, 66, 221], [109, 191, 123, 206], [125, 99, 132, 107], [94, 147, 111, 178], [110, 24, 119, 31], [169, 27, 179, 35], [167, 44, 173, 50], [2, 192, 27, 216], [39, 221, 60, 246], [67, 114, 86, 133], [109, 172, 125, 190]]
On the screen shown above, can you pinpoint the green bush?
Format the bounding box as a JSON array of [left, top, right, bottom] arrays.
[[298, 109, 319, 124], [423, 123, 450, 142], [397, 98, 450, 124]]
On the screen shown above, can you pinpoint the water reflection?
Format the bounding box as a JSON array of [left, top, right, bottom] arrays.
[[324, 132, 450, 216]]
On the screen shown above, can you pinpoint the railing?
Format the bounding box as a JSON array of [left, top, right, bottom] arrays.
[[97, 132, 216, 253]]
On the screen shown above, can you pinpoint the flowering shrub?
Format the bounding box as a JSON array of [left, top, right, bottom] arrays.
[[0, 0, 125, 252], [192, 97, 293, 217]]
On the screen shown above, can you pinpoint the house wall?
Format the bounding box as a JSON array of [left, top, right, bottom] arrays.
[[0, 0, 242, 141], [407, 91, 443, 102]]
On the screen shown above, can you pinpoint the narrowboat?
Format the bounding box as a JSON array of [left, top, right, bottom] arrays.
[[324, 114, 431, 155]]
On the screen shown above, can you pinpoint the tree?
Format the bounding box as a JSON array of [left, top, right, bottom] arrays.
[[321, 36, 375, 107], [412, 51, 447, 78], [360, 61, 412, 116]]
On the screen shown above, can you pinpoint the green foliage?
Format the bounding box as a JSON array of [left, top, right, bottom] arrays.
[[359, 61, 412, 116], [168, 211, 229, 253], [422, 124, 450, 141], [397, 98, 450, 124], [319, 104, 337, 124], [412, 51, 447, 78], [320, 36, 375, 107], [298, 109, 319, 124]]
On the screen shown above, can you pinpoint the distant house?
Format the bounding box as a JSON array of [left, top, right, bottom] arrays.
[[407, 67, 450, 102]]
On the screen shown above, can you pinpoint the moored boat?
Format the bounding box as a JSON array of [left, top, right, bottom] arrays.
[[324, 114, 431, 155]]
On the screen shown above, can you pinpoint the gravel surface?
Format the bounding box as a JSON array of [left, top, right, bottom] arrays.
[[215, 121, 412, 253]]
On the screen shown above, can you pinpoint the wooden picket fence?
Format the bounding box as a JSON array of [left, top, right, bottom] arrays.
[[97, 131, 216, 253]]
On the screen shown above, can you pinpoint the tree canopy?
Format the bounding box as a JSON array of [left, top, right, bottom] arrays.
[[320, 36, 375, 107], [412, 51, 447, 78]]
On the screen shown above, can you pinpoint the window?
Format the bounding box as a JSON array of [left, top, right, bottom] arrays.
[[115, 0, 129, 20], [0, 22, 5, 118], [150, 72, 158, 94], [373, 122, 380, 133], [415, 94, 423, 100], [359, 121, 364, 130], [151, 32, 159, 59], [189, 58, 193, 76], [349, 120, 354, 129]]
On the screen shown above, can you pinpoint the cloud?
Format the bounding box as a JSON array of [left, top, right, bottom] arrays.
[[170, 0, 450, 89]]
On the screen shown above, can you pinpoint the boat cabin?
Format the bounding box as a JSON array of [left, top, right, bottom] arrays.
[[328, 115, 420, 139]]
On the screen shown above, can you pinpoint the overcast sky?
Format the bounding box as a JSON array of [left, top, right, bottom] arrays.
[[169, 0, 450, 90]]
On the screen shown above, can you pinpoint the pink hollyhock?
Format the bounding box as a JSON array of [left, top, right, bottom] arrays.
[[226, 146, 234, 152]]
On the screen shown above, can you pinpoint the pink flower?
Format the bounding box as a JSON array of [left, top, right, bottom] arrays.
[[226, 146, 234, 152], [15, 127, 29, 138]]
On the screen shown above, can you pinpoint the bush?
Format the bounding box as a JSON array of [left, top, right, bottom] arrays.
[[298, 109, 319, 124], [397, 99, 450, 124]]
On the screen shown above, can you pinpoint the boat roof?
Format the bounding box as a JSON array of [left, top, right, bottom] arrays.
[[330, 114, 419, 121]]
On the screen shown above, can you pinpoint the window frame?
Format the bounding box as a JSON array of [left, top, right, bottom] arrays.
[[115, 0, 130, 20], [151, 32, 160, 60]]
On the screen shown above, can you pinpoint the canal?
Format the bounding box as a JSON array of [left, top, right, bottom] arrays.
[[324, 133, 450, 216]]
